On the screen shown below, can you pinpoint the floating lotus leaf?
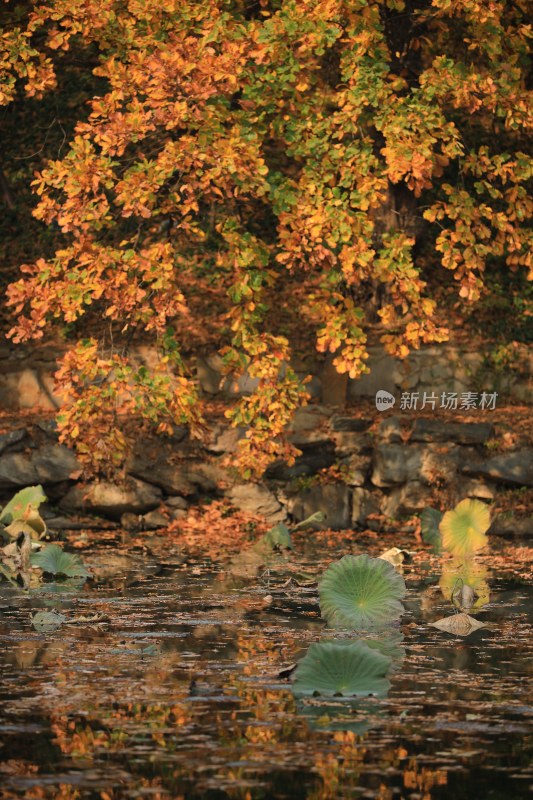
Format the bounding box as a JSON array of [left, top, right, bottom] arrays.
[[440, 499, 490, 556], [291, 640, 392, 698], [31, 544, 89, 579], [431, 613, 486, 637], [31, 610, 67, 633], [319, 554, 406, 629], [420, 507, 443, 550], [0, 486, 47, 525]]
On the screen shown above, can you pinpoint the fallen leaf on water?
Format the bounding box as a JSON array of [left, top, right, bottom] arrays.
[[431, 613, 486, 637], [378, 547, 411, 567]]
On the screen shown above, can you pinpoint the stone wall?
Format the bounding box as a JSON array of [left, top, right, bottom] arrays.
[[0, 340, 531, 410], [0, 406, 531, 538]]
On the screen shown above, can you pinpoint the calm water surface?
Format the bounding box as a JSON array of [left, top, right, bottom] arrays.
[[0, 533, 531, 799]]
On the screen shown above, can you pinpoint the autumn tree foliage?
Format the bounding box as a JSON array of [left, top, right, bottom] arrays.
[[1, 0, 531, 477]]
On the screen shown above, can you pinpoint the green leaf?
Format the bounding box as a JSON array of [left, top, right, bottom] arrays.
[[293, 511, 326, 531], [420, 507, 443, 550], [263, 523, 293, 550], [319, 554, 406, 629], [31, 544, 89, 579], [291, 639, 392, 698], [440, 499, 491, 556], [0, 485, 47, 525], [31, 610, 67, 633]]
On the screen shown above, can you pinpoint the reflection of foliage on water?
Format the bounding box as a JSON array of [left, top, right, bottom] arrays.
[[439, 558, 490, 611], [50, 698, 192, 759], [403, 755, 448, 798], [307, 731, 366, 800]]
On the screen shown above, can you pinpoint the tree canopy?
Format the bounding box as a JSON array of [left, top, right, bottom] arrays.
[[1, 0, 531, 476]]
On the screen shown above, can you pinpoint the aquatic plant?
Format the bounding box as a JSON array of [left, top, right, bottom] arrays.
[[291, 640, 392, 698], [420, 498, 491, 556], [319, 554, 406, 629], [440, 498, 491, 556], [31, 544, 89, 579], [420, 507, 443, 550], [0, 485, 47, 541]]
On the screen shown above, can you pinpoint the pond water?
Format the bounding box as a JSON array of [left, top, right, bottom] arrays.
[[0, 530, 532, 799]]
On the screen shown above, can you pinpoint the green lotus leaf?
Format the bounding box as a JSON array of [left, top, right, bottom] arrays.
[[440, 499, 491, 556], [420, 507, 443, 550], [291, 639, 392, 698], [319, 554, 406, 629], [31, 610, 67, 633], [30, 544, 89, 579], [263, 523, 293, 550], [0, 486, 47, 525]]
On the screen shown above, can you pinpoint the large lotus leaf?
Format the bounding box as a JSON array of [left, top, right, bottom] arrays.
[[291, 640, 392, 698], [440, 499, 490, 556], [31, 544, 88, 579], [319, 554, 406, 629], [439, 559, 490, 610], [0, 486, 47, 525], [420, 507, 443, 550]]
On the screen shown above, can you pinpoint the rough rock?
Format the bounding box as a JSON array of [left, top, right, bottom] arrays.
[[141, 510, 170, 530], [291, 405, 332, 432], [411, 419, 494, 444], [461, 449, 533, 487], [287, 483, 351, 530], [228, 483, 286, 522], [32, 445, 81, 484], [460, 479, 494, 501], [330, 416, 372, 432], [337, 453, 371, 486], [128, 454, 196, 496], [206, 424, 246, 454], [371, 443, 459, 487], [266, 441, 337, 480], [197, 354, 223, 394], [488, 516, 533, 538], [377, 417, 402, 444], [0, 428, 29, 456], [0, 453, 39, 489], [166, 496, 189, 510], [332, 432, 373, 455], [380, 481, 433, 517], [59, 479, 162, 519], [352, 488, 381, 527]]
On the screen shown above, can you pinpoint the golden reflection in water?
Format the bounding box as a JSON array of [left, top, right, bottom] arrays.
[[439, 556, 491, 610]]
